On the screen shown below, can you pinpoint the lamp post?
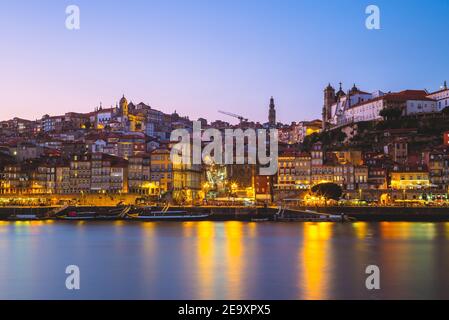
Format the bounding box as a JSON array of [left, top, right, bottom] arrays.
[[403, 187, 406, 207]]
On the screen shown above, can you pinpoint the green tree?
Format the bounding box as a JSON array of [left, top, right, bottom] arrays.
[[311, 183, 343, 201], [379, 107, 402, 121], [302, 132, 320, 151]]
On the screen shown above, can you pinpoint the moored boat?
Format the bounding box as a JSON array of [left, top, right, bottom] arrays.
[[251, 218, 271, 222], [55, 206, 130, 221], [276, 208, 355, 222], [1, 206, 54, 221], [126, 206, 210, 221], [59, 211, 99, 220], [7, 213, 51, 221]]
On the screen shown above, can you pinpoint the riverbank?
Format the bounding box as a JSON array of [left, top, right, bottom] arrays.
[[1, 205, 449, 221], [301, 206, 449, 221]]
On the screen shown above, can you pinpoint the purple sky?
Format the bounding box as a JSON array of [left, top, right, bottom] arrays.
[[1, 0, 448, 124]]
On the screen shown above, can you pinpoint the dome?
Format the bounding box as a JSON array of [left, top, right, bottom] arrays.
[[350, 84, 359, 94], [336, 82, 345, 97]]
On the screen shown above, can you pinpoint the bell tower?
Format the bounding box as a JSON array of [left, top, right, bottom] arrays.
[[120, 95, 129, 117], [323, 84, 335, 129], [268, 96, 276, 127]]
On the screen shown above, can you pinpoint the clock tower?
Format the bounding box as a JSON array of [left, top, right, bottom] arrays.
[[268, 97, 276, 127]]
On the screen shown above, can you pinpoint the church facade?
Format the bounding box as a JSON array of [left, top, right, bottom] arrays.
[[322, 82, 445, 130]]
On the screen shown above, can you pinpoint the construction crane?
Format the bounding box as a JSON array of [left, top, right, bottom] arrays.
[[218, 110, 248, 123]]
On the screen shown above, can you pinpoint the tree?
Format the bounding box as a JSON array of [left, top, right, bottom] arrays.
[[333, 130, 347, 143], [379, 107, 402, 121], [302, 132, 320, 151], [84, 121, 92, 130], [442, 106, 449, 116], [311, 183, 343, 201]]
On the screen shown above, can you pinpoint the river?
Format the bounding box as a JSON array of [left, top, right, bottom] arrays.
[[0, 221, 448, 299]]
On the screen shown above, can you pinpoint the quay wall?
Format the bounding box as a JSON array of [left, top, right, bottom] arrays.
[[295, 206, 449, 221], [1, 205, 449, 222]]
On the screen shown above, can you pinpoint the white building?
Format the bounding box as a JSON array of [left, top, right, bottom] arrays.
[[405, 98, 437, 115], [427, 81, 449, 111], [323, 84, 384, 127], [95, 108, 114, 129], [323, 83, 441, 129]]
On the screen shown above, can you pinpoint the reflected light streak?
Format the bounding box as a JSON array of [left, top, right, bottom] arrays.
[[182, 222, 195, 238], [353, 222, 368, 239], [381, 222, 411, 239], [224, 222, 244, 299], [381, 222, 436, 240], [196, 222, 215, 299], [300, 223, 332, 300], [445, 223, 449, 239]]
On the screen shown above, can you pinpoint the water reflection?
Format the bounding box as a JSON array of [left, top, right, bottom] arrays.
[[380, 222, 437, 240], [0, 221, 448, 299], [300, 223, 332, 300], [196, 222, 215, 299], [352, 222, 368, 239], [224, 222, 245, 299]]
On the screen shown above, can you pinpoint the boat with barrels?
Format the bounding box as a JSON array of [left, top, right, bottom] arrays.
[[125, 205, 210, 221], [55, 205, 130, 221]]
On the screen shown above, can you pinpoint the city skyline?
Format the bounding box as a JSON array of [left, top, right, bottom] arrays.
[[3, 1, 449, 303], [1, 0, 449, 123]]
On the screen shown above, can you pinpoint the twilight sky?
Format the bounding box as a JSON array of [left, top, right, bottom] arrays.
[[0, 0, 448, 124]]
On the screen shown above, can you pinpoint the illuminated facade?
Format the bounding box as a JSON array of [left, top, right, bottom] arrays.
[[277, 155, 297, 190], [128, 155, 152, 194], [173, 161, 203, 204], [390, 169, 430, 190], [150, 149, 173, 194]]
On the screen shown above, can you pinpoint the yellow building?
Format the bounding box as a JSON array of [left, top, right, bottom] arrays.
[[333, 150, 363, 165], [128, 113, 145, 132], [172, 162, 203, 205], [277, 155, 297, 190], [390, 170, 430, 189], [119, 95, 145, 132], [150, 149, 172, 194]]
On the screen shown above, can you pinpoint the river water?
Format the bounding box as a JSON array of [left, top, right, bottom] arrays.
[[0, 221, 448, 300]]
